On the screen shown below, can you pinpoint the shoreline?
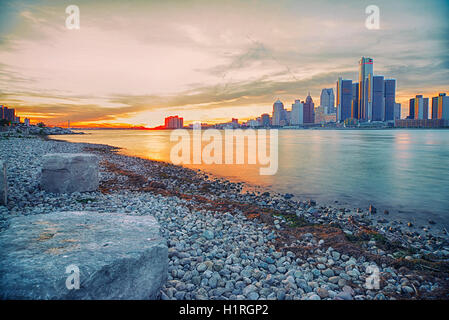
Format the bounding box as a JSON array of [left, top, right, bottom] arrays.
[[1, 134, 448, 299], [54, 130, 449, 231]]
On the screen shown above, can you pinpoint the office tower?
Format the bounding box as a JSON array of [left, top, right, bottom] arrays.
[[336, 77, 353, 122], [432, 93, 449, 120], [372, 75, 385, 121], [164, 115, 184, 129], [320, 88, 335, 114], [410, 95, 428, 119], [408, 98, 415, 119], [303, 93, 315, 123], [272, 99, 285, 126], [284, 110, 291, 125], [384, 79, 396, 121], [423, 97, 429, 120], [432, 96, 439, 119], [358, 57, 374, 121], [1, 105, 15, 121], [291, 100, 304, 125], [394, 103, 401, 120], [260, 113, 270, 126], [352, 83, 359, 119]]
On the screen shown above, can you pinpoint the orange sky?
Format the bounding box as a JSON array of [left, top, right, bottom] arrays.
[[1, 0, 448, 128]]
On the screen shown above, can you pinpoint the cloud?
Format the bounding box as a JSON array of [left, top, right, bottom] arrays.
[[0, 0, 448, 126]]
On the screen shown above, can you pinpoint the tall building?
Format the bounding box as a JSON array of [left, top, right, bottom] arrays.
[[260, 113, 271, 126], [432, 93, 449, 120], [272, 99, 285, 126], [303, 93, 315, 124], [164, 115, 184, 129], [336, 77, 353, 122], [432, 96, 439, 119], [384, 79, 396, 121], [394, 103, 401, 120], [372, 75, 385, 121], [0, 105, 15, 122], [409, 95, 428, 120], [423, 97, 429, 120], [291, 100, 304, 125], [408, 98, 415, 119], [320, 88, 335, 114], [358, 57, 374, 121], [352, 83, 359, 119]]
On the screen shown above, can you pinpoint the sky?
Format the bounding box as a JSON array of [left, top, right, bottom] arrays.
[[0, 0, 448, 127]]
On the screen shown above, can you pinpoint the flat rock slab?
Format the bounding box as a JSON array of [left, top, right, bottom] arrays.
[[41, 153, 99, 193], [0, 211, 168, 300]]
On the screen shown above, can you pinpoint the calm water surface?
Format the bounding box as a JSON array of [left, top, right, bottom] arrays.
[[52, 129, 449, 226]]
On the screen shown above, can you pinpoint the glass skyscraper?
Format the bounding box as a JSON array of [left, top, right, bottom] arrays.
[[384, 79, 396, 121], [358, 57, 373, 121], [337, 77, 353, 122], [372, 75, 385, 121]]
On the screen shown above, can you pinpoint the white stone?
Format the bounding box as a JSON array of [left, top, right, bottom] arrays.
[[41, 153, 99, 193], [0, 160, 6, 205]]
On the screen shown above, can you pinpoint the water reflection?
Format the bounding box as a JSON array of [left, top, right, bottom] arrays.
[[53, 129, 449, 226]]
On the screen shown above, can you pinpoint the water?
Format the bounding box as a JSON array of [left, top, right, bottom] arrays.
[[52, 129, 449, 227]]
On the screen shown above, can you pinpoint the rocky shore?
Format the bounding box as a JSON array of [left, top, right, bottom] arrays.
[[0, 124, 81, 136], [0, 134, 448, 300]]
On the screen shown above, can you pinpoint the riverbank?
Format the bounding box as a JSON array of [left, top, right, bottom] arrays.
[[0, 134, 448, 300]]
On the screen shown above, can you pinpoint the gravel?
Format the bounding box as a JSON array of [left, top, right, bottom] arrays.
[[1, 135, 448, 300]]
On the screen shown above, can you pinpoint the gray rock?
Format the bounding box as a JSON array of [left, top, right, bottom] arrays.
[[196, 263, 207, 272], [322, 269, 335, 277], [242, 284, 257, 297], [202, 230, 214, 240], [0, 160, 6, 205], [0, 211, 168, 299], [41, 154, 99, 193], [402, 286, 414, 294]]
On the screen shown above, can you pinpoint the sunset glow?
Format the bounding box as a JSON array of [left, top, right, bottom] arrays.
[[1, 0, 448, 127]]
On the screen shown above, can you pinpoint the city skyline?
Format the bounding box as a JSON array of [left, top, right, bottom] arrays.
[[1, 0, 448, 127]]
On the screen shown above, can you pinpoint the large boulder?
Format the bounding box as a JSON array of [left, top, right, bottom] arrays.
[[0, 211, 168, 299], [0, 160, 6, 205], [41, 153, 99, 193]]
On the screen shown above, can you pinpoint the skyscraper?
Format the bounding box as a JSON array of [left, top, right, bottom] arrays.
[[260, 113, 271, 126], [423, 98, 429, 120], [358, 57, 374, 121], [272, 99, 285, 126], [0, 105, 15, 122], [352, 83, 359, 119], [394, 103, 401, 120], [410, 95, 428, 120], [431, 93, 449, 120], [384, 79, 396, 121], [336, 77, 353, 122], [409, 98, 415, 119], [320, 88, 335, 114], [164, 115, 184, 128], [291, 100, 304, 125], [303, 93, 315, 124], [372, 75, 385, 121], [432, 96, 439, 119]]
